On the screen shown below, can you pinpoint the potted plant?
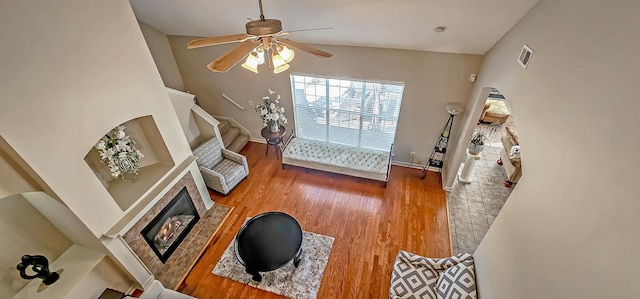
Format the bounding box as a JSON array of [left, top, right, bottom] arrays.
[[468, 122, 502, 155]]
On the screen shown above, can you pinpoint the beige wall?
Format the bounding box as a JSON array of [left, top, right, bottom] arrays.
[[453, 1, 640, 297], [0, 0, 192, 236], [138, 21, 185, 90], [168, 36, 483, 165], [0, 194, 72, 298]]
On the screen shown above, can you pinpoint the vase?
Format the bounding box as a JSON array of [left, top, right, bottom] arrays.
[[270, 122, 280, 133], [468, 143, 485, 155], [114, 152, 140, 175]]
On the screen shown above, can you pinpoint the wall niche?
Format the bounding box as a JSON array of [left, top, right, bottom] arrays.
[[84, 115, 175, 211]]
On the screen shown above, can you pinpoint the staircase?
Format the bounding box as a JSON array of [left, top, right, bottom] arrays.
[[218, 119, 250, 153]]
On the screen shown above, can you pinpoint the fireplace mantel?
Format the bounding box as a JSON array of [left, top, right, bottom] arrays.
[[103, 156, 210, 239]]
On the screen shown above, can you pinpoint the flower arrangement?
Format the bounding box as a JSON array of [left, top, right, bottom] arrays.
[[255, 89, 287, 132], [94, 125, 144, 179]]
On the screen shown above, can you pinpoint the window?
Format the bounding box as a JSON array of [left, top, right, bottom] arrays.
[[290, 74, 404, 151]]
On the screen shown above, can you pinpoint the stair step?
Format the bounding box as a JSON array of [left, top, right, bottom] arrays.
[[227, 133, 250, 153], [218, 120, 230, 134], [221, 127, 240, 148]]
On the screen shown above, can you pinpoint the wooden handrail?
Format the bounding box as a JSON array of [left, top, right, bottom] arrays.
[[221, 93, 245, 110]]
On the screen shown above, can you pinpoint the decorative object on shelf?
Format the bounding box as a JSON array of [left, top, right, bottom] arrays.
[[16, 255, 60, 285], [468, 122, 502, 155], [94, 125, 144, 179], [255, 89, 287, 132], [420, 104, 464, 179]]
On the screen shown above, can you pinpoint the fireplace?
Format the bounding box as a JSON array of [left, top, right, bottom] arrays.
[[140, 187, 200, 263]]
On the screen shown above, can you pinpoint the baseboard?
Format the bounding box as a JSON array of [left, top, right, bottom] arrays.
[[391, 160, 423, 169], [250, 137, 266, 144], [213, 115, 251, 135], [391, 160, 441, 172]]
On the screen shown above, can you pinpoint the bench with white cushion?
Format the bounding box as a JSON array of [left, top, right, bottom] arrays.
[[281, 131, 392, 186]]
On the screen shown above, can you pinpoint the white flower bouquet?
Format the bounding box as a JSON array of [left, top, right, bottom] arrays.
[[94, 125, 144, 179], [255, 89, 287, 132]]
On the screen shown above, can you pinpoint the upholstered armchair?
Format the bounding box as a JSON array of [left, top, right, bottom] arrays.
[[390, 250, 477, 299], [192, 137, 249, 195]]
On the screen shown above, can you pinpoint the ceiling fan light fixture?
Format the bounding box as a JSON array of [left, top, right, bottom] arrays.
[[241, 52, 259, 73], [187, 0, 332, 73], [272, 53, 289, 73], [273, 63, 290, 74], [256, 48, 265, 65], [278, 44, 295, 63]]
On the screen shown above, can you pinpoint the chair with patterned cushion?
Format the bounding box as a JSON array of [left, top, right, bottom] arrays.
[[192, 137, 249, 195], [390, 250, 477, 299]]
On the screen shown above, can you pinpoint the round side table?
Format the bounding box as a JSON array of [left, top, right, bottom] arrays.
[[260, 126, 286, 160]]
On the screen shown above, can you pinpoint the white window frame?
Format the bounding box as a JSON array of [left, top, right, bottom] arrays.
[[289, 73, 405, 151]]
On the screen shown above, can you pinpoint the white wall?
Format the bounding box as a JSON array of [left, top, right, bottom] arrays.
[[138, 21, 185, 91], [0, 0, 193, 236], [457, 1, 640, 298], [168, 36, 483, 166]]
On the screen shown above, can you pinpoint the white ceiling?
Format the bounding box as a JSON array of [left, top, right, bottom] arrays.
[[130, 0, 539, 55]]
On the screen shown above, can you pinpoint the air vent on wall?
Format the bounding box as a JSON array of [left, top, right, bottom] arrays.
[[517, 44, 533, 69]]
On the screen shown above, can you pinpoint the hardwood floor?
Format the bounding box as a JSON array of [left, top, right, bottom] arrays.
[[178, 142, 451, 299]]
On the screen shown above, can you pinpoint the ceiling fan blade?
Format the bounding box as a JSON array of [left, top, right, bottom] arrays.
[[207, 40, 260, 73], [187, 34, 251, 49], [277, 38, 333, 58], [276, 27, 334, 36]]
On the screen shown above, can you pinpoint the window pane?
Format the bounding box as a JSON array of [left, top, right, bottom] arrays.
[[290, 74, 405, 151]]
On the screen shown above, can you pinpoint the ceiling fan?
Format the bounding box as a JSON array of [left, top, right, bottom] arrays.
[[187, 0, 333, 74]]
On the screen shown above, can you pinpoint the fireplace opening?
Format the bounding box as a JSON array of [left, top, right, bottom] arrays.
[[141, 187, 200, 263]]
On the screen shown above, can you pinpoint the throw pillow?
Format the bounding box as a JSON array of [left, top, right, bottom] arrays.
[[436, 260, 477, 299], [505, 126, 519, 145], [509, 145, 521, 160]]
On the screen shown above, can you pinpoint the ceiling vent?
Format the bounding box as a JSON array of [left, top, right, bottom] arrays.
[[517, 44, 533, 69]]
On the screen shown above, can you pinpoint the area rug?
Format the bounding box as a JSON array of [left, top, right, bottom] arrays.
[[212, 230, 334, 299]]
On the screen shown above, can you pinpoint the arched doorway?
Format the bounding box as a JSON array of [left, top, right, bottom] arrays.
[[448, 88, 522, 254]]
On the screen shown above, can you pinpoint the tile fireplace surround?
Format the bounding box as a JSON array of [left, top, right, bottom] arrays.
[[123, 172, 220, 289]]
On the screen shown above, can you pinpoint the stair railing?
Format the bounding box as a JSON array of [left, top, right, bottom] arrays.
[[221, 94, 245, 110]]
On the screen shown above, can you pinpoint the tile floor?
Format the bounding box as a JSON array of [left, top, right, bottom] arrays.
[[448, 118, 516, 254]]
